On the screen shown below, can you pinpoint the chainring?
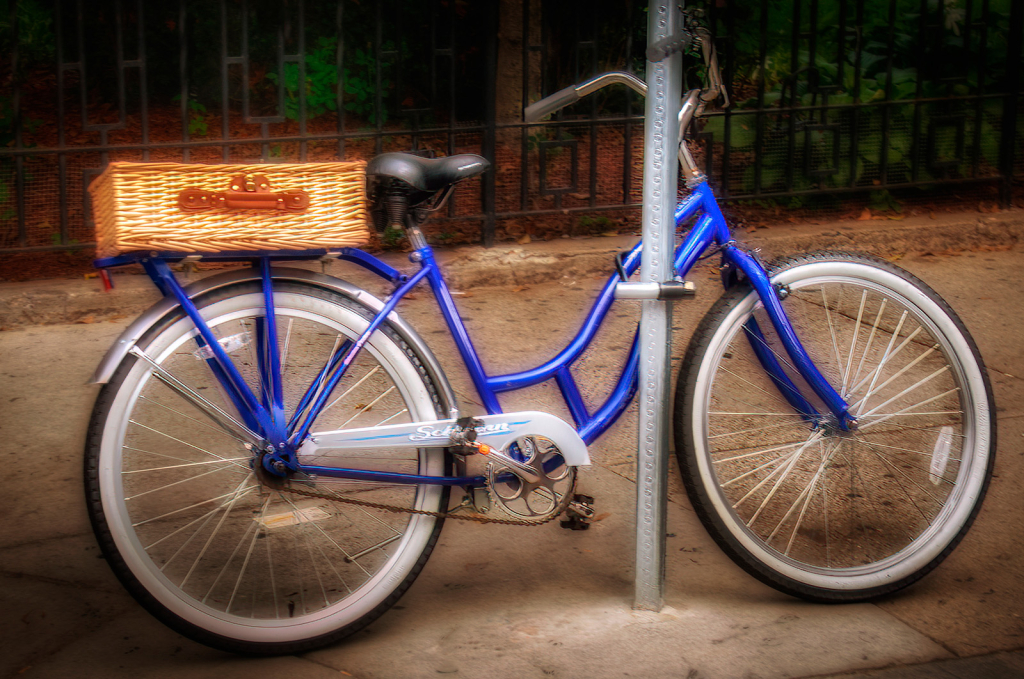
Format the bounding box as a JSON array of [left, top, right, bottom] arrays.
[[486, 436, 577, 521]]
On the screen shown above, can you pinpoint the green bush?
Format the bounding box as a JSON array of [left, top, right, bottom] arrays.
[[695, 0, 1015, 194]]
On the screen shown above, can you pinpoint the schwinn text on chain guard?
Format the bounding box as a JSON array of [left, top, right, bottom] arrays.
[[297, 411, 591, 466]]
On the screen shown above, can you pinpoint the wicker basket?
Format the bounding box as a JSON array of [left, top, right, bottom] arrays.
[[89, 161, 370, 257]]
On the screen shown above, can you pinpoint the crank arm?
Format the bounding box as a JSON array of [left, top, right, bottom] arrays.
[[297, 411, 591, 467]]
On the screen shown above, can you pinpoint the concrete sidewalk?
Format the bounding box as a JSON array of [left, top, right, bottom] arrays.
[[0, 211, 1022, 678], [1, 209, 1022, 329]]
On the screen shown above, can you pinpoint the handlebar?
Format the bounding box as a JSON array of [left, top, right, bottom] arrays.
[[523, 15, 728, 184], [524, 72, 648, 124]]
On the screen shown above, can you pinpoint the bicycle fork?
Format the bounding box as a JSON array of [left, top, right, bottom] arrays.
[[721, 246, 855, 431]]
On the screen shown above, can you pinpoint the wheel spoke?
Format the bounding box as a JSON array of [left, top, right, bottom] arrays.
[[856, 310, 909, 415], [123, 457, 249, 474], [821, 286, 844, 375], [774, 439, 832, 550], [709, 418, 809, 441], [138, 395, 250, 445], [842, 290, 868, 396], [745, 432, 821, 527], [322, 365, 382, 416], [848, 340, 936, 412], [849, 297, 887, 391], [130, 346, 260, 443], [852, 436, 943, 520], [848, 325, 924, 403], [339, 386, 396, 429], [859, 366, 951, 419]]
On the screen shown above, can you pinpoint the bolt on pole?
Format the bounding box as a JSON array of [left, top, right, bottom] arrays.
[[634, 0, 684, 612]]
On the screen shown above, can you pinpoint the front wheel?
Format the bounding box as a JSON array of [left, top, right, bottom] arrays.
[[85, 282, 451, 653], [675, 252, 995, 601]]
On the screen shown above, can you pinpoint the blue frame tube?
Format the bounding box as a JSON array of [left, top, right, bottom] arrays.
[[131, 172, 853, 487], [289, 264, 432, 446], [578, 330, 640, 444], [258, 259, 286, 431], [300, 465, 485, 486], [421, 246, 505, 414], [742, 318, 819, 421], [98, 247, 405, 284], [287, 338, 354, 432], [483, 242, 643, 394], [141, 259, 280, 443], [724, 246, 852, 426]]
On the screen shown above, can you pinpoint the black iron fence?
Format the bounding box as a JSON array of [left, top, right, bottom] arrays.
[[1, 0, 1021, 254]]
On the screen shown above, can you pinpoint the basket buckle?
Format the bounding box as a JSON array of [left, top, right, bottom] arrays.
[[178, 173, 310, 212]]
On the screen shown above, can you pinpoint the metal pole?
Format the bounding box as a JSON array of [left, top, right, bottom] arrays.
[[635, 0, 683, 611]]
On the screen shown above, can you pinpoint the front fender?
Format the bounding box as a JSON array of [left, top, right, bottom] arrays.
[[89, 267, 458, 418]]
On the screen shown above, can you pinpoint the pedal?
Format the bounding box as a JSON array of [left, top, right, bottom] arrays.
[[560, 494, 595, 531]]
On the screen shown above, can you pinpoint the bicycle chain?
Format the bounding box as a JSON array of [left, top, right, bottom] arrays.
[[275, 480, 568, 527]]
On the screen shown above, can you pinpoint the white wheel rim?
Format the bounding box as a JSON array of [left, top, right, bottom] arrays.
[[691, 261, 991, 591]]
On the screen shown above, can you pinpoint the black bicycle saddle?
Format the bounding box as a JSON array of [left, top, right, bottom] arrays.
[[366, 153, 490, 192]]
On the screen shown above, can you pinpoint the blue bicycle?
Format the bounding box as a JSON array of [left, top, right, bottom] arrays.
[[85, 27, 995, 655]]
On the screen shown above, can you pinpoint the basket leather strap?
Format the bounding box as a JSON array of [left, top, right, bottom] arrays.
[[178, 174, 309, 212]]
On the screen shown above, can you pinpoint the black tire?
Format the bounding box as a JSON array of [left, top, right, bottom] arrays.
[[674, 251, 995, 601], [86, 281, 451, 654]]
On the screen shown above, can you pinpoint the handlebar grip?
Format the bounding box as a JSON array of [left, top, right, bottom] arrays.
[[645, 32, 692, 62], [523, 84, 580, 123]]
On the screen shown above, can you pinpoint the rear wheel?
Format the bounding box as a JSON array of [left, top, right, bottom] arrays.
[[675, 252, 995, 601], [86, 282, 451, 653]]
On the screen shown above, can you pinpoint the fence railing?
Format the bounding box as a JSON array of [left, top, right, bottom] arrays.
[[1, 0, 1021, 254]]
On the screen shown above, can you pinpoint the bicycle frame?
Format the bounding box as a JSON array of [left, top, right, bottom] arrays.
[[96, 180, 852, 490]]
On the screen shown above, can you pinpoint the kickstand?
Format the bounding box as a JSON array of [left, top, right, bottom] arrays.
[[560, 494, 595, 531]]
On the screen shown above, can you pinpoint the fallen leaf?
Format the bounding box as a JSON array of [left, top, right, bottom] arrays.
[[600, 231, 619, 237], [509, 285, 529, 292], [517, 234, 532, 245], [75, 315, 95, 324], [888, 214, 905, 220], [592, 512, 612, 522], [929, 211, 937, 219], [857, 208, 872, 221]]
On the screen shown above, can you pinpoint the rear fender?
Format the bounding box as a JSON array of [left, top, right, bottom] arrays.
[[89, 267, 458, 418]]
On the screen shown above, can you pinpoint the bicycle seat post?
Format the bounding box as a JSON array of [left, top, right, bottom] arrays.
[[634, 0, 685, 613]]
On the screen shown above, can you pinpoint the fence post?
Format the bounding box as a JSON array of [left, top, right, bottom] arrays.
[[481, 0, 499, 247], [1000, 0, 1023, 208], [634, 0, 683, 612]]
